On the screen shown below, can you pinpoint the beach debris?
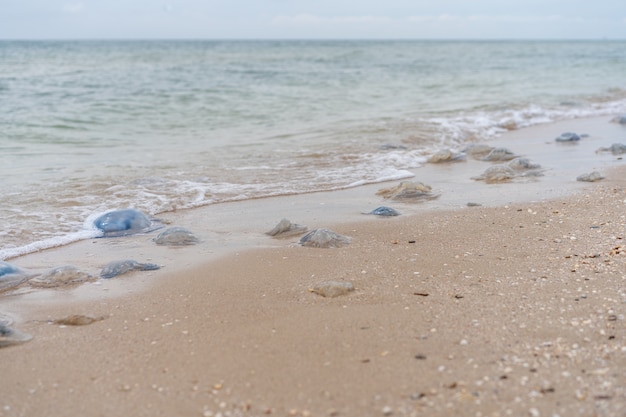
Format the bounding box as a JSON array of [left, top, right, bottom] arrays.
[[299, 228, 351, 248], [93, 208, 161, 237], [466, 202, 482, 207], [52, 315, 106, 326], [376, 181, 439, 201], [427, 149, 466, 163], [481, 147, 519, 161], [154, 226, 200, 246], [462, 144, 495, 159], [596, 143, 626, 155], [0, 262, 38, 292], [576, 171, 605, 182], [310, 281, 355, 298], [29, 265, 95, 288], [266, 219, 308, 238], [472, 165, 516, 183], [363, 206, 401, 217], [0, 315, 32, 348], [100, 259, 160, 279], [555, 132, 581, 142]]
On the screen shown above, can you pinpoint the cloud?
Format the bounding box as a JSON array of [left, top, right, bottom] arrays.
[[408, 14, 571, 24], [272, 14, 392, 25], [62, 2, 84, 14]]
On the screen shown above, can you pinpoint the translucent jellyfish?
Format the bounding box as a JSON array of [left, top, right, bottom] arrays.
[[0, 262, 37, 292], [427, 149, 466, 163], [363, 206, 401, 217], [93, 208, 160, 237], [299, 228, 351, 248], [472, 165, 516, 183], [0, 314, 32, 348], [576, 172, 604, 182], [481, 147, 519, 161], [376, 181, 439, 201], [596, 143, 626, 155], [29, 265, 95, 288], [310, 281, 355, 298], [266, 219, 308, 238], [101, 260, 160, 279], [508, 157, 541, 171], [555, 132, 581, 142], [154, 227, 200, 246], [462, 144, 495, 159]]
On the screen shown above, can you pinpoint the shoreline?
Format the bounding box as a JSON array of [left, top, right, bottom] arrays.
[[2, 115, 626, 416]]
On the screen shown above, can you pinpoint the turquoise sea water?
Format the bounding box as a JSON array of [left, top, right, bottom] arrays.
[[1, 40, 626, 259]]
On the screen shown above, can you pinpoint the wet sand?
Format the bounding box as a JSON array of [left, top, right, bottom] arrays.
[[1, 116, 626, 416]]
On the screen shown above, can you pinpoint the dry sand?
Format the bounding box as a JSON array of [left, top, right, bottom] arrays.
[[2, 117, 626, 417]]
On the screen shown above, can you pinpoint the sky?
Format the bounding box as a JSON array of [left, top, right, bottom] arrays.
[[1, 1, 626, 40]]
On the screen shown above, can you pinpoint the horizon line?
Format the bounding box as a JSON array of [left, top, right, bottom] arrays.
[[0, 37, 624, 42]]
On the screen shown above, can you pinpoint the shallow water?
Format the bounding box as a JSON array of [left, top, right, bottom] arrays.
[[1, 40, 626, 259]]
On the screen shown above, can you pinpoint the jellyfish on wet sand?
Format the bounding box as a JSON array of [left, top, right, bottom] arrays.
[[299, 228, 351, 248], [154, 227, 200, 246], [29, 265, 95, 288], [266, 219, 308, 238], [100, 260, 160, 279], [0, 262, 37, 292], [363, 206, 401, 217], [93, 208, 161, 237], [376, 181, 439, 201]]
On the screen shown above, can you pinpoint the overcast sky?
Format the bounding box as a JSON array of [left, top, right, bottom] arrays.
[[2, 1, 625, 40]]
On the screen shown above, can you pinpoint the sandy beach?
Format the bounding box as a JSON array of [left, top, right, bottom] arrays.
[[2, 117, 626, 417]]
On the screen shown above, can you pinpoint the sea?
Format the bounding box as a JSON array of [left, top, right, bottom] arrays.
[[1, 39, 626, 260]]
